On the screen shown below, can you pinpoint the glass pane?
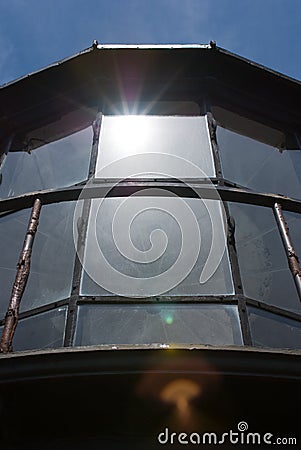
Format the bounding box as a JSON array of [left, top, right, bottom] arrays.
[[75, 304, 243, 346], [229, 202, 300, 312], [5, 307, 67, 352], [0, 209, 31, 318], [80, 197, 234, 297], [20, 201, 77, 312], [284, 211, 301, 258], [95, 115, 215, 178], [248, 306, 301, 350], [217, 126, 301, 199], [0, 126, 93, 198]]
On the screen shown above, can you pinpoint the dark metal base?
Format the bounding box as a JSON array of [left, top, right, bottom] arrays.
[[0, 346, 300, 449]]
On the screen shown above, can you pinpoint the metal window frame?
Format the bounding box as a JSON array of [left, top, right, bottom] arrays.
[[211, 109, 301, 345], [211, 109, 301, 309], [1, 111, 301, 351]]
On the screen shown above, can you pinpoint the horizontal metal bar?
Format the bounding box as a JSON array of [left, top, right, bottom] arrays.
[[245, 297, 301, 322], [1, 182, 301, 215], [77, 295, 301, 322], [1, 294, 300, 326], [97, 44, 212, 49], [77, 295, 239, 304], [0, 298, 70, 326]]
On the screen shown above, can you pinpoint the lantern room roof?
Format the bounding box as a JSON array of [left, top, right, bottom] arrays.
[[1, 42, 301, 142]]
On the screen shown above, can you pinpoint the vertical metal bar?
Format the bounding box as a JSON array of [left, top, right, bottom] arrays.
[[226, 210, 252, 345], [237, 297, 252, 346], [226, 210, 244, 295], [206, 112, 223, 180], [274, 202, 301, 300], [0, 133, 14, 158], [89, 112, 102, 178], [63, 198, 92, 346], [0, 134, 14, 186], [206, 111, 242, 288], [206, 109, 251, 345], [0, 198, 42, 353], [64, 113, 102, 347]]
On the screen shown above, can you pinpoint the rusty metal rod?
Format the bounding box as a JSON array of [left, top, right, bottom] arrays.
[[274, 202, 301, 300], [0, 198, 42, 353]]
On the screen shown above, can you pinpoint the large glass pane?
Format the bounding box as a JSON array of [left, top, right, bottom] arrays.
[[19, 201, 77, 313], [217, 126, 301, 199], [0, 203, 76, 317], [248, 306, 301, 350], [80, 197, 233, 297], [74, 304, 243, 346], [95, 115, 215, 178], [229, 202, 300, 312], [4, 307, 67, 352], [0, 209, 31, 318], [0, 126, 93, 198]]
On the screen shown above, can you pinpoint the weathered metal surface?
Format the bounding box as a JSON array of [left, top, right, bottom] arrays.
[[274, 202, 301, 300], [1, 182, 301, 215], [0, 198, 42, 353]]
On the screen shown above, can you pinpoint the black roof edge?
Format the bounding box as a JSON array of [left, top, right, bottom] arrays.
[[216, 44, 301, 87], [1, 42, 301, 91], [0, 44, 94, 90]]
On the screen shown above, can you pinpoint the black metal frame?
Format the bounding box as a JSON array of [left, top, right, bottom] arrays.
[[63, 114, 103, 346], [1, 108, 301, 351], [207, 111, 252, 345]]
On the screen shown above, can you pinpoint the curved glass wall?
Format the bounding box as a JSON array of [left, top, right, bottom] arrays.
[[0, 101, 300, 354]]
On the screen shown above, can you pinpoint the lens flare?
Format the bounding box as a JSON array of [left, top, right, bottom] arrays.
[[160, 378, 202, 423], [165, 315, 174, 325]]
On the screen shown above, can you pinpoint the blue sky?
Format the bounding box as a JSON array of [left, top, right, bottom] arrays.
[[0, 0, 301, 86]]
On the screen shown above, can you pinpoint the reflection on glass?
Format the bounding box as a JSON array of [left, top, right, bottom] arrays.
[[95, 116, 215, 178], [0, 203, 77, 316], [9, 307, 67, 351], [0, 209, 30, 318], [284, 211, 301, 259], [217, 126, 301, 199], [229, 202, 300, 312], [80, 197, 233, 297], [74, 304, 243, 346], [18, 201, 77, 312], [0, 126, 93, 198], [248, 306, 301, 350]]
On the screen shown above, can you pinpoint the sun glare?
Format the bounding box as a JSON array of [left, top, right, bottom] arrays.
[[115, 115, 151, 152]]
